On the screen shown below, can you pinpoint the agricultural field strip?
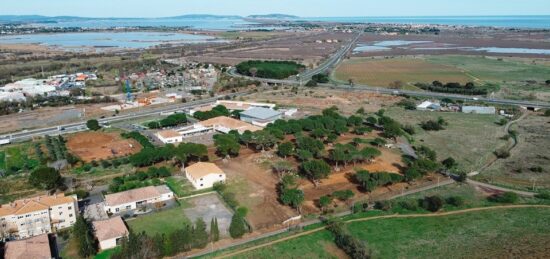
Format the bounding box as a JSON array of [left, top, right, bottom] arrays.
[[210, 205, 550, 259]]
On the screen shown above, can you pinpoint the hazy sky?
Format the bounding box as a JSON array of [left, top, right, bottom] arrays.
[[2, 0, 550, 18]]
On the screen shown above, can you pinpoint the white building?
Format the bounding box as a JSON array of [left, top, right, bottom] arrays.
[[239, 107, 283, 127], [416, 101, 441, 111], [0, 91, 26, 102], [462, 106, 496, 114], [0, 194, 78, 240], [92, 216, 129, 250], [156, 130, 184, 144], [3, 79, 56, 97], [185, 162, 226, 190], [103, 185, 174, 215]]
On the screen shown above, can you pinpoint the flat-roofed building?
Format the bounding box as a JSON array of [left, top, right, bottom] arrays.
[[462, 106, 496, 114], [4, 234, 54, 259], [103, 185, 174, 215], [0, 194, 78, 240], [156, 130, 184, 144], [239, 107, 282, 127], [185, 162, 226, 190], [92, 216, 129, 250]]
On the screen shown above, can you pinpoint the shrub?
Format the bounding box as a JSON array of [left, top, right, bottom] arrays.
[[229, 213, 247, 238], [494, 148, 511, 159], [332, 190, 355, 201], [421, 195, 444, 212], [488, 192, 519, 203], [535, 192, 550, 200], [445, 196, 465, 207], [374, 200, 393, 211], [398, 199, 419, 211]]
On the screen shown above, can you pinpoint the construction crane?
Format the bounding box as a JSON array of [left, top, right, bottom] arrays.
[[125, 78, 133, 103]]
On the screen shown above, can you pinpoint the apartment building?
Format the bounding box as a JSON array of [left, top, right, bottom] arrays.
[[0, 194, 78, 240]]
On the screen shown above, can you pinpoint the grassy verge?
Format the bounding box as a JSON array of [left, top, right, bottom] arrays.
[[94, 248, 120, 259]]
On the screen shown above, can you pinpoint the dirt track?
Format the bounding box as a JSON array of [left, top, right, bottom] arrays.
[[215, 205, 550, 258]]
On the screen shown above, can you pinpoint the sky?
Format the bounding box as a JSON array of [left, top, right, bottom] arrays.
[[1, 0, 550, 18]]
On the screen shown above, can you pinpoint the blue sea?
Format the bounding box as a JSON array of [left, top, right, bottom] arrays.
[[37, 16, 550, 30]]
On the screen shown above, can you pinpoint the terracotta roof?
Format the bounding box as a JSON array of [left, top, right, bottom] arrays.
[[157, 130, 182, 139], [104, 185, 173, 207], [4, 234, 52, 259], [0, 193, 76, 217], [92, 216, 129, 242], [185, 162, 224, 179], [199, 116, 261, 132]]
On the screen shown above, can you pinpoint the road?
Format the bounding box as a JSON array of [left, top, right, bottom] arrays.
[[0, 92, 247, 142]]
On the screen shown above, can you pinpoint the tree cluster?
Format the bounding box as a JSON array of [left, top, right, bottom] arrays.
[[193, 105, 230, 121], [73, 215, 98, 258], [420, 117, 448, 131], [414, 81, 488, 95], [109, 166, 171, 193], [29, 167, 63, 190], [236, 60, 305, 79], [121, 131, 154, 149], [326, 219, 371, 259], [147, 113, 187, 129], [355, 170, 404, 192]]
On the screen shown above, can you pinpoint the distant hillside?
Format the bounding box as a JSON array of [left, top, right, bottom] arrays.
[[247, 14, 300, 19], [168, 14, 242, 19]]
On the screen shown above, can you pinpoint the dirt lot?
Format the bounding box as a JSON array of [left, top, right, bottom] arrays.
[[66, 131, 142, 162], [333, 57, 473, 87], [478, 113, 550, 191], [244, 87, 402, 115], [214, 149, 297, 231]]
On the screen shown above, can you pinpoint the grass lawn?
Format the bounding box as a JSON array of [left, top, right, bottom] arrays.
[[94, 248, 120, 259], [126, 204, 191, 237], [348, 207, 550, 258], [385, 107, 505, 172], [0, 151, 5, 171], [165, 176, 195, 197]]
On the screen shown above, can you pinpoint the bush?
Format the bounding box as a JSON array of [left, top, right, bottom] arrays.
[[421, 195, 444, 212], [494, 148, 511, 159], [445, 196, 465, 207], [229, 213, 247, 238], [374, 200, 393, 211], [488, 192, 519, 203], [535, 192, 550, 200], [332, 190, 355, 201], [398, 199, 419, 211]]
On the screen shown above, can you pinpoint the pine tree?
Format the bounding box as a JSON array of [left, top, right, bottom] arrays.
[[192, 218, 209, 249], [229, 213, 246, 238], [73, 215, 97, 258], [211, 217, 220, 242]]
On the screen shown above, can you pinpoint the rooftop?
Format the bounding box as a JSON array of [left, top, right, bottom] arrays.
[[157, 130, 182, 139], [185, 162, 224, 179], [240, 107, 282, 120], [92, 216, 129, 242], [0, 193, 76, 217], [104, 185, 173, 207], [4, 234, 52, 259], [199, 116, 261, 132]]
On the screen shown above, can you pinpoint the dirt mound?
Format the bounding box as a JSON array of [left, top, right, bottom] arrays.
[[67, 132, 142, 162]]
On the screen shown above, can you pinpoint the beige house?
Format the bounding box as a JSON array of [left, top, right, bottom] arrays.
[[92, 216, 129, 250], [185, 162, 226, 190], [4, 234, 53, 259], [103, 185, 174, 215], [0, 194, 78, 240]]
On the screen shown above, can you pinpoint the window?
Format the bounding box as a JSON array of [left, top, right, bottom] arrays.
[[200, 184, 203, 187], [69, 214, 73, 217], [59, 212, 63, 216], [200, 178, 203, 181], [17, 216, 24, 219], [115, 208, 120, 212], [68, 206, 72, 210], [126, 205, 131, 209], [219, 175, 223, 177], [26, 214, 31, 218]]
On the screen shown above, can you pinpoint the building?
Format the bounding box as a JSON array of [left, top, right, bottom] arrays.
[[185, 162, 226, 190], [188, 100, 276, 116], [92, 216, 129, 250], [0, 91, 26, 102], [156, 130, 184, 144], [2, 79, 56, 97], [103, 185, 174, 215], [462, 106, 496, 114], [416, 101, 441, 111], [4, 234, 54, 259], [0, 194, 78, 240], [239, 107, 283, 127]]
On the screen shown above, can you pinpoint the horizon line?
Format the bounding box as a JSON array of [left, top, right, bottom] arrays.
[[1, 14, 550, 19]]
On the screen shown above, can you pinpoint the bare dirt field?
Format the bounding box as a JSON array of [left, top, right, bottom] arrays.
[[214, 149, 297, 231], [334, 57, 473, 87], [66, 131, 142, 162], [478, 113, 550, 191]]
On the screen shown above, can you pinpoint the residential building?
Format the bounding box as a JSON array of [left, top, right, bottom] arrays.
[[156, 130, 184, 144], [462, 106, 496, 114], [103, 185, 174, 215], [92, 216, 129, 250], [4, 234, 54, 259], [185, 162, 226, 190], [416, 101, 441, 111], [0, 194, 78, 240], [239, 107, 283, 127]]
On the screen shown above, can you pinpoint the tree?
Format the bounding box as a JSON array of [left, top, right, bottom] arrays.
[[229, 213, 247, 238], [330, 144, 351, 169], [301, 160, 331, 186], [249, 67, 258, 77], [272, 160, 294, 179], [319, 195, 332, 212], [73, 215, 97, 258], [296, 136, 324, 157], [371, 138, 387, 147], [280, 188, 305, 211], [210, 217, 220, 242], [192, 218, 209, 249], [422, 195, 444, 212], [488, 192, 519, 203], [296, 149, 313, 162], [277, 142, 294, 158], [305, 80, 318, 87], [355, 170, 375, 192], [214, 134, 241, 157], [442, 157, 457, 169], [86, 119, 101, 131], [29, 167, 62, 190], [332, 190, 355, 201], [382, 120, 403, 140], [250, 130, 278, 151]]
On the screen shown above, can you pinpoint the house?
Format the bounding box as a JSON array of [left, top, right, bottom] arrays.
[[239, 107, 283, 127], [462, 106, 496, 114], [0, 194, 78, 240], [92, 216, 129, 250], [416, 101, 441, 111], [185, 162, 226, 190], [156, 130, 184, 144], [103, 185, 174, 215], [4, 234, 55, 259]]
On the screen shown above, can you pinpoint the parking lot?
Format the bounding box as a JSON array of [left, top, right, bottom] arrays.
[[183, 193, 233, 237]]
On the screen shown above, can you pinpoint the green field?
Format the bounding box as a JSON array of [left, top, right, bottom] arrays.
[[385, 107, 505, 172], [94, 248, 120, 259], [236, 60, 305, 79], [0, 143, 40, 174], [349, 208, 550, 258], [126, 204, 190, 236]]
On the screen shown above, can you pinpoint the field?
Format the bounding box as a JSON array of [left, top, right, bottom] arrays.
[[385, 107, 505, 172], [477, 114, 550, 191], [349, 207, 550, 258], [126, 204, 191, 237], [236, 60, 305, 79], [66, 131, 142, 162], [333, 57, 473, 87], [0, 142, 40, 174]]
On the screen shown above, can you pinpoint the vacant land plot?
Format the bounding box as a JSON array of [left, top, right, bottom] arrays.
[[349, 208, 550, 258], [477, 114, 550, 191], [0, 142, 40, 174], [127, 204, 190, 237], [66, 131, 142, 162], [183, 193, 233, 237], [385, 107, 505, 172], [333, 57, 473, 87]]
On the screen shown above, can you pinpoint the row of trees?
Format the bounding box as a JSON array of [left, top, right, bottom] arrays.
[[128, 141, 208, 167], [147, 113, 187, 129], [325, 219, 371, 259], [414, 81, 488, 95], [193, 105, 231, 121], [236, 60, 305, 79]]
